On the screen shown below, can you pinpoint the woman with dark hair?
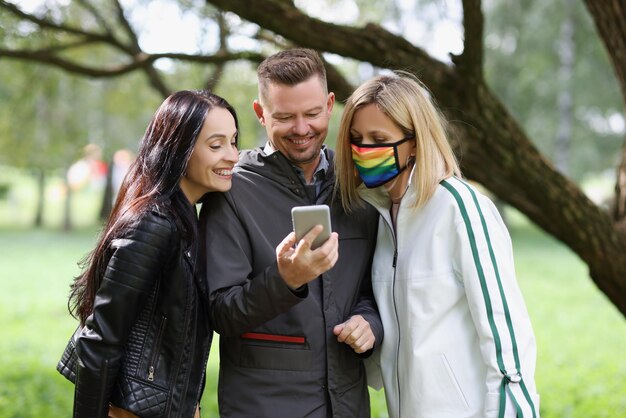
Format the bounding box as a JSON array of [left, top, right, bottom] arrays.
[[59, 90, 239, 418]]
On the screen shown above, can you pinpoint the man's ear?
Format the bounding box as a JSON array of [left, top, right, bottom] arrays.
[[253, 100, 266, 126], [326, 92, 335, 114]]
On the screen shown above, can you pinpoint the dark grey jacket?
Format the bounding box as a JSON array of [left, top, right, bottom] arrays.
[[199, 148, 382, 417], [74, 197, 212, 418]]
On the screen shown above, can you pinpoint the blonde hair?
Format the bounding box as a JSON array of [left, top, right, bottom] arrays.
[[335, 72, 460, 212]]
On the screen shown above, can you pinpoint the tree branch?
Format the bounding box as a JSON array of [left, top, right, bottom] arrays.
[[0, 0, 128, 52], [108, 0, 170, 97], [111, 0, 141, 51], [205, 0, 452, 89], [0, 48, 151, 76], [583, 0, 626, 222], [0, 48, 264, 77], [616, 147, 626, 220], [75, 0, 115, 36], [584, 0, 626, 102], [456, 0, 484, 81], [249, 27, 354, 102], [32, 39, 103, 54], [206, 11, 228, 91], [323, 59, 354, 104]]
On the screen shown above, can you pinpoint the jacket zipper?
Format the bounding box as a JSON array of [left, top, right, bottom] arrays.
[[98, 359, 109, 414], [380, 210, 402, 417], [170, 261, 194, 417], [148, 315, 168, 381], [391, 236, 402, 417], [180, 320, 195, 418], [314, 194, 331, 412], [194, 327, 211, 418], [180, 272, 198, 418]]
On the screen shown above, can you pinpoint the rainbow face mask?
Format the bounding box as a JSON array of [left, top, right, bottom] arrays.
[[351, 136, 413, 188]]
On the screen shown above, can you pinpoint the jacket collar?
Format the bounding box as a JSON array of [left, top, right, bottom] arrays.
[[236, 146, 336, 202]]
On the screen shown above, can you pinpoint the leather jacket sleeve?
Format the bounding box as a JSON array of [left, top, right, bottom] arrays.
[[74, 212, 175, 418]]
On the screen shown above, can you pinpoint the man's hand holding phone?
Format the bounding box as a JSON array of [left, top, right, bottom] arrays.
[[276, 206, 338, 289]]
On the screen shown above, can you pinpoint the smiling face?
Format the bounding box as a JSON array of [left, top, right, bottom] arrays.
[[253, 76, 334, 181], [179, 106, 239, 203]]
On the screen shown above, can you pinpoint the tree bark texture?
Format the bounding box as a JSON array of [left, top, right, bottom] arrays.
[[584, 0, 626, 223], [206, 0, 626, 316]]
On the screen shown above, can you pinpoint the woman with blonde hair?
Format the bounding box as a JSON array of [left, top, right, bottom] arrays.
[[335, 72, 540, 418]]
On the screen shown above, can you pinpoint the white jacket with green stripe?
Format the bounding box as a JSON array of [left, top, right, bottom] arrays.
[[359, 175, 540, 418]]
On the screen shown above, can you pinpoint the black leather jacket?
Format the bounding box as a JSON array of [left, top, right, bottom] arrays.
[[74, 199, 212, 418]]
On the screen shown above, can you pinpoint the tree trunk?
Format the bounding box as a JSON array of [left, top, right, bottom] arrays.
[[33, 168, 45, 227], [63, 171, 73, 232], [205, 0, 626, 317], [584, 0, 626, 223], [555, 0, 575, 175], [100, 158, 113, 221], [616, 148, 626, 222], [33, 91, 48, 228]]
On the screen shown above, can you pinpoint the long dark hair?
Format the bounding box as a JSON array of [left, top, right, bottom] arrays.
[[69, 90, 239, 324]]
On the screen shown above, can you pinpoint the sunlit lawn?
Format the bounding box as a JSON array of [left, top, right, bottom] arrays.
[[0, 167, 625, 417]]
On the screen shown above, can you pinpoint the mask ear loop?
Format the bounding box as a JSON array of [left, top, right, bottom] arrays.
[[405, 134, 416, 168], [393, 136, 414, 174], [393, 143, 402, 174]]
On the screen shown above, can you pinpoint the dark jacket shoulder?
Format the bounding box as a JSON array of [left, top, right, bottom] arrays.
[[110, 207, 178, 262]]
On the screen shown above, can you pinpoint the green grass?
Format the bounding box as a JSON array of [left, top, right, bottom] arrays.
[[509, 221, 626, 417], [1, 166, 625, 416], [1, 222, 625, 417]]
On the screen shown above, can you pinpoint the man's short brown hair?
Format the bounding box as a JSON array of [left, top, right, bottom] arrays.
[[257, 48, 328, 105]]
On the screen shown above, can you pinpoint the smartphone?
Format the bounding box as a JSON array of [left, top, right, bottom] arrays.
[[291, 204, 332, 250]]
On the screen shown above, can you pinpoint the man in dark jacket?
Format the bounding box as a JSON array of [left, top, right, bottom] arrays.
[[199, 48, 383, 417]]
